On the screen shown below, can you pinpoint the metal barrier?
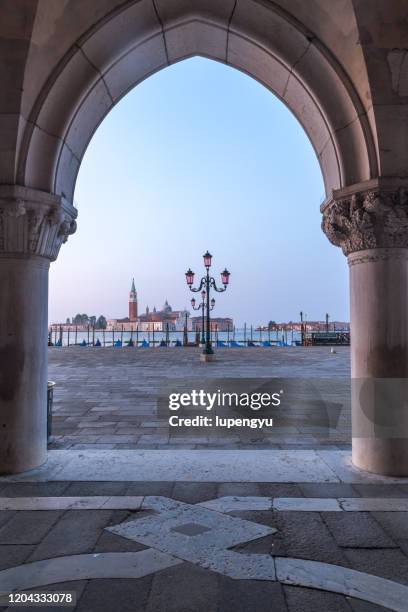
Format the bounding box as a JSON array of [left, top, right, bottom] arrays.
[[47, 324, 349, 348]]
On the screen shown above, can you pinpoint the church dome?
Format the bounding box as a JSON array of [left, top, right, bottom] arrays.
[[163, 299, 172, 313]]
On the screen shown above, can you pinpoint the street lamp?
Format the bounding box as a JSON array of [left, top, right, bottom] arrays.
[[191, 290, 214, 345], [185, 251, 230, 360]]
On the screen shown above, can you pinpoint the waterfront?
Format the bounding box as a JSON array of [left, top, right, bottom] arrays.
[[48, 327, 350, 347], [48, 327, 299, 347], [48, 346, 351, 450]]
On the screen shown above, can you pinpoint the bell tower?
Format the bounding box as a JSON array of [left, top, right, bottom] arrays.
[[129, 278, 138, 321]]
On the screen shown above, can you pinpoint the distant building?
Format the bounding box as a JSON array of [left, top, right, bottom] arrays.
[[106, 280, 191, 331], [129, 278, 138, 321], [191, 316, 233, 332], [52, 279, 233, 332], [137, 302, 190, 332], [269, 321, 350, 332]]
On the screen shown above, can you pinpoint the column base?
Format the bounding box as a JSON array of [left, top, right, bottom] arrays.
[[352, 438, 408, 477]]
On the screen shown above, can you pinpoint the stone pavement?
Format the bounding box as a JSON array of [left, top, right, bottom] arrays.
[[0, 478, 408, 612], [16, 347, 401, 610], [48, 347, 351, 450]]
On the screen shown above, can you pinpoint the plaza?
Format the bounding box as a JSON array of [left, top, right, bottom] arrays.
[[48, 346, 351, 450], [0, 347, 406, 610]]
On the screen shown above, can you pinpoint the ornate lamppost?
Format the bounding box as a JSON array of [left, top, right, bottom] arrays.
[[185, 251, 230, 362], [191, 290, 214, 346]]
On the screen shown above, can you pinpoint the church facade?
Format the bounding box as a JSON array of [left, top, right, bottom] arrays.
[[106, 280, 190, 331]]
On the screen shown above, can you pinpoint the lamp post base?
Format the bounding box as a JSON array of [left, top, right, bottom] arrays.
[[200, 352, 216, 362]]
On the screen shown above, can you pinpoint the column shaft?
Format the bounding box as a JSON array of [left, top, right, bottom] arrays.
[[349, 249, 408, 475], [0, 256, 49, 473]]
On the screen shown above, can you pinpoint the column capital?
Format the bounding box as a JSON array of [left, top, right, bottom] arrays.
[[321, 178, 408, 256], [0, 185, 77, 261]]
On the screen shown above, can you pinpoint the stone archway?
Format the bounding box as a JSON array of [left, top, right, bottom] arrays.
[[18, 0, 377, 202], [1, 0, 408, 476]]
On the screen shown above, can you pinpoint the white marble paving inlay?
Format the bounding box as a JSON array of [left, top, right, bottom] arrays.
[[276, 556, 408, 612], [272, 498, 342, 512], [199, 496, 408, 513], [0, 551, 181, 592], [199, 496, 272, 512], [1, 495, 408, 512], [0, 495, 407, 611], [108, 496, 276, 580], [339, 497, 408, 512], [0, 496, 143, 511], [107, 496, 408, 611]]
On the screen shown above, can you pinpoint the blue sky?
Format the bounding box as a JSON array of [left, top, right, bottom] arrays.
[[49, 57, 349, 326]]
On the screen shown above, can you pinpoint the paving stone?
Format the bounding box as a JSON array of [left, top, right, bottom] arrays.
[[93, 530, 149, 553], [322, 512, 397, 548], [146, 562, 218, 612], [0, 496, 143, 511], [0, 482, 70, 497], [372, 512, 408, 541], [76, 577, 152, 612], [232, 534, 276, 554], [217, 483, 263, 497], [273, 497, 341, 511], [96, 435, 138, 443], [343, 547, 408, 585], [257, 483, 303, 497], [200, 496, 272, 512], [26, 510, 114, 561], [217, 576, 288, 612], [0, 512, 14, 530], [171, 482, 218, 504], [276, 556, 408, 612], [63, 482, 128, 496], [124, 482, 174, 497], [348, 598, 390, 612], [227, 510, 276, 528], [283, 584, 352, 612], [0, 545, 34, 571], [0, 551, 180, 594], [352, 484, 408, 498], [104, 509, 133, 526], [70, 443, 117, 449], [299, 482, 357, 498], [0, 511, 62, 545], [340, 498, 408, 512], [270, 512, 349, 565]]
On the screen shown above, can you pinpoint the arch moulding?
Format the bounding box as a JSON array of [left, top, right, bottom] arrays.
[[17, 0, 377, 206]]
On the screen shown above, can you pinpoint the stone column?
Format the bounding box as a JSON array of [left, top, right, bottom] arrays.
[[0, 186, 77, 474], [322, 180, 408, 476]]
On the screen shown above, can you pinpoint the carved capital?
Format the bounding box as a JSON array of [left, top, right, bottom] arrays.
[[321, 183, 408, 256], [0, 186, 77, 261]]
